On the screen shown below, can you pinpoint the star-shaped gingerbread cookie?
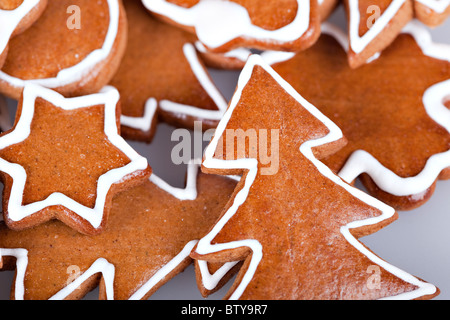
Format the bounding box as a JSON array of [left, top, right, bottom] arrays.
[[110, 0, 227, 142], [0, 0, 47, 68], [141, 0, 340, 54], [343, 0, 450, 67], [265, 22, 450, 211], [0, 84, 151, 235], [0, 163, 236, 300], [191, 55, 438, 300], [0, 0, 127, 100]]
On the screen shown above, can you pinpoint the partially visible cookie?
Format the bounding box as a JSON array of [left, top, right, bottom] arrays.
[[0, 0, 48, 68], [192, 0, 339, 69], [0, 163, 236, 300], [110, 0, 227, 142], [265, 22, 450, 211], [0, 84, 151, 235], [0, 0, 127, 100], [344, 0, 450, 68], [141, 0, 322, 54]]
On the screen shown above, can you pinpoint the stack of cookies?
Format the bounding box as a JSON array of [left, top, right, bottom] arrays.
[[0, 0, 448, 300]]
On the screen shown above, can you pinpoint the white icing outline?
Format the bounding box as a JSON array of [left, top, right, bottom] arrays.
[[263, 21, 450, 198], [260, 23, 350, 65], [338, 21, 450, 197], [129, 240, 198, 300], [0, 84, 148, 229], [1, 161, 224, 300], [194, 54, 437, 300], [0, 0, 120, 89], [50, 258, 116, 300], [141, 0, 312, 50], [0, 248, 28, 300], [195, 41, 252, 63], [196, 260, 239, 291], [0, 0, 40, 56], [416, 0, 450, 13], [120, 98, 157, 133], [149, 160, 199, 200], [348, 0, 407, 54], [120, 43, 227, 133]]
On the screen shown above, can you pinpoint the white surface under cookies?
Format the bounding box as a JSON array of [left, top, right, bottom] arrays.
[[1, 6, 450, 300]]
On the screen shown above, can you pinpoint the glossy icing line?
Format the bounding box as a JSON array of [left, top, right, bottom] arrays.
[[0, 84, 148, 229], [416, 0, 450, 13], [0, 0, 39, 55], [348, 0, 406, 54], [120, 98, 157, 132], [121, 43, 227, 132], [129, 240, 198, 300], [338, 21, 450, 196], [158, 43, 227, 120], [0, 0, 120, 89], [195, 54, 436, 299], [4, 163, 212, 300], [0, 248, 28, 300], [149, 160, 199, 201], [141, 0, 311, 50], [197, 260, 239, 291], [50, 258, 115, 300]]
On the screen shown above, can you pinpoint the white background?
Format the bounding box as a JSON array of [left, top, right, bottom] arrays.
[[1, 5, 450, 300]]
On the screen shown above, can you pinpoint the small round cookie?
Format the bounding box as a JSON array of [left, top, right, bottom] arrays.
[[0, 0, 127, 100]]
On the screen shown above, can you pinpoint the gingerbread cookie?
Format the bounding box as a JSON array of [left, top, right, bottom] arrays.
[[0, 0, 127, 100], [0, 0, 48, 69], [343, 0, 450, 68], [141, 0, 331, 54], [190, 55, 438, 300], [188, 0, 340, 69], [265, 22, 450, 211], [110, 0, 227, 142], [0, 162, 236, 300], [0, 84, 151, 235]]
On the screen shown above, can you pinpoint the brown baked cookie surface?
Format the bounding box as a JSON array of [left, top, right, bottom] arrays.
[[267, 24, 450, 210], [0, 0, 48, 69], [110, 0, 227, 143], [0, 0, 127, 99], [0, 84, 151, 235], [193, 0, 340, 70], [0, 166, 236, 300], [191, 55, 438, 300], [141, 0, 323, 53], [344, 0, 450, 68]]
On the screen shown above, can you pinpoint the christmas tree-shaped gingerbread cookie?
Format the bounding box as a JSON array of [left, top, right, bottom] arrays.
[[191, 55, 438, 300]]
